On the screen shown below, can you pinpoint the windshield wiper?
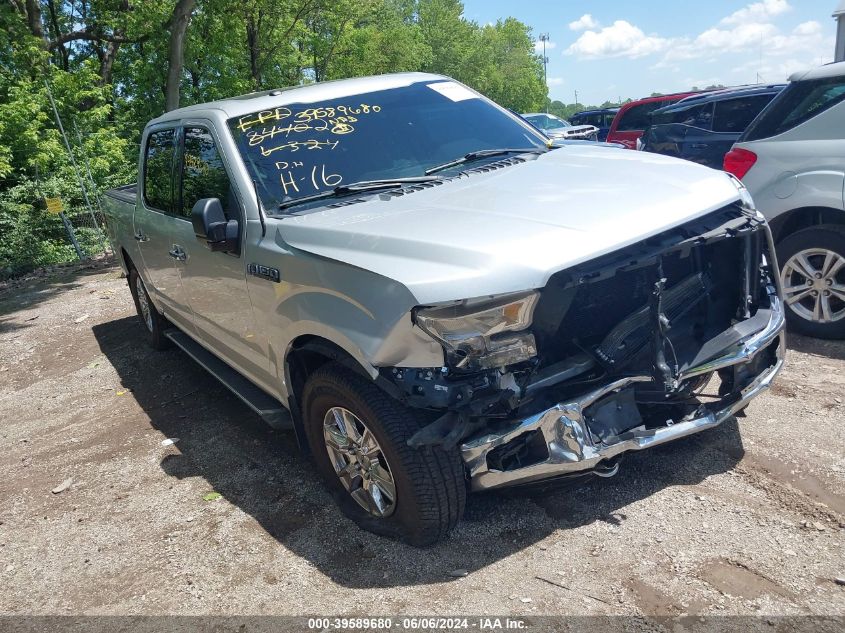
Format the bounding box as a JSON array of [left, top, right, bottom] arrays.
[[277, 176, 443, 211], [424, 147, 548, 175]]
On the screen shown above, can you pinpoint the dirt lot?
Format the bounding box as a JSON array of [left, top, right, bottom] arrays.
[[0, 259, 843, 617]]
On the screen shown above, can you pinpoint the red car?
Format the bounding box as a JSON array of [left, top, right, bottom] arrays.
[[606, 91, 705, 149]]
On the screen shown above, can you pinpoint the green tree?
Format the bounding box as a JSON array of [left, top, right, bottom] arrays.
[[0, 0, 555, 276]]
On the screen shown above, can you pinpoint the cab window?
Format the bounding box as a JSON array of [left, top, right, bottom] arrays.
[[180, 127, 236, 220], [143, 129, 176, 213], [678, 103, 713, 129]]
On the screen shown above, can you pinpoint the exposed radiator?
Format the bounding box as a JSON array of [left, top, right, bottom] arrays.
[[595, 272, 709, 367]]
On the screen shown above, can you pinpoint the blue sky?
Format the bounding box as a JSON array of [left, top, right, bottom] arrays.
[[462, 0, 838, 105]]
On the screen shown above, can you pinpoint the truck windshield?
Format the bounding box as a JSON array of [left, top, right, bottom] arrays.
[[228, 80, 546, 211]]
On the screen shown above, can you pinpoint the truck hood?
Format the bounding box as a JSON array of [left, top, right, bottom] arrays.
[[276, 145, 741, 305]]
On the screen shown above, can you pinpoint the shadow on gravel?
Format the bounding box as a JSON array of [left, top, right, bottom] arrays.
[[0, 260, 116, 334], [787, 333, 845, 362], [93, 315, 744, 589]]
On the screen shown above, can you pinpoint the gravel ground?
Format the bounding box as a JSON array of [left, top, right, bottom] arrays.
[[0, 259, 843, 617]]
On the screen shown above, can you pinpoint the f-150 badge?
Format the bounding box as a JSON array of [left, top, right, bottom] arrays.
[[247, 263, 280, 283]]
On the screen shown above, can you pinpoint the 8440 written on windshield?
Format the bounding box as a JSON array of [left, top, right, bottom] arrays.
[[234, 104, 383, 198]]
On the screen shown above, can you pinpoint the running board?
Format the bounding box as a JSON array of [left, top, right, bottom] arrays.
[[164, 329, 292, 430]]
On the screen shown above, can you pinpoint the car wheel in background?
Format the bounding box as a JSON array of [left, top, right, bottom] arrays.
[[128, 268, 170, 350], [302, 362, 466, 546], [776, 225, 845, 339]]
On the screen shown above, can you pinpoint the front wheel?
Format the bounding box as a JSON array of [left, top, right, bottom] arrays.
[[302, 363, 466, 546], [128, 268, 170, 350], [777, 225, 845, 339]]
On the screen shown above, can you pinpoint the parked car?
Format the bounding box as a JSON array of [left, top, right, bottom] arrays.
[[607, 91, 704, 149], [551, 139, 626, 149], [725, 62, 845, 339], [570, 108, 619, 141], [103, 72, 785, 545], [641, 85, 784, 169], [522, 112, 599, 141]]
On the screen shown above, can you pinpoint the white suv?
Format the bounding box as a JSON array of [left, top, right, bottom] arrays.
[[725, 62, 845, 339]]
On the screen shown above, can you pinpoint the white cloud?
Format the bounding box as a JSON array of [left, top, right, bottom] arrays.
[[533, 39, 557, 54], [793, 20, 821, 37], [730, 55, 829, 83], [566, 20, 672, 59], [569, 14, 599, 31], [546, 77, 564, 86], [720, 0, 791, 26], [687, 22, 777, 57], [662, 19, 829, 64], [563, 0, 828, 83]]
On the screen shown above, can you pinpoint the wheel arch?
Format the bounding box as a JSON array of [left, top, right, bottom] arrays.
[[119, 246, 134, 274], [768, 206, 845, 244], [283, 334, 379, 454]]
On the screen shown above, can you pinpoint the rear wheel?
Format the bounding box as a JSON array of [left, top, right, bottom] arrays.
[[128, 268, 170, 350], [302, 363, 466, 546], [777, 225, 845, 339]]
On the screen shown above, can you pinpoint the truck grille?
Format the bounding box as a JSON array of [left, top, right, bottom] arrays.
[[532, 203, 762, 375]]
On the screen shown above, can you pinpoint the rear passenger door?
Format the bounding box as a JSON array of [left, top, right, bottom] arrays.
[[676, 103, 715, 166], [133, 127, 196, 335], [171, 124, 271, 387]]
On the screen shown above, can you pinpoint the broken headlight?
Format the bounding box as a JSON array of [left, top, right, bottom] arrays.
[[726, 173, 758, 213], [415, 292, 539, 370]]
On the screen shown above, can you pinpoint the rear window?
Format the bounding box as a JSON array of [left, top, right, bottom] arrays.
[[743, 76, 845, 141], [712, 94, 777, 133], [573, 113, 602, 127], [616, 100, 680, 131]]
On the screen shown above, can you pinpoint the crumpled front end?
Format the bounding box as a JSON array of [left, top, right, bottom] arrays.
[[455, 203, 786, 490], [381, 201, 786, 491], [461, 295, 784, 490]]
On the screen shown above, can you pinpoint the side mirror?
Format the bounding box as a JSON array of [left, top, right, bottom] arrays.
[[191, 198, 239, 253]]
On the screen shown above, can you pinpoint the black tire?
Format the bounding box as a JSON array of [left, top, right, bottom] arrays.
[[302, 363, 466, 546], [776, 225, 845, 340], [128, 268, 170, 350]]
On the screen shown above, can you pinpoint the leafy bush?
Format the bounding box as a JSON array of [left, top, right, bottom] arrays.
[[0, 177, 99, 279]]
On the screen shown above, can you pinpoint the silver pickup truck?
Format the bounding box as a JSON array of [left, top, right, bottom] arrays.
[[103, 72, 786, 546]]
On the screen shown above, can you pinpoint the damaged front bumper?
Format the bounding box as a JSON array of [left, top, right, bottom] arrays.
[[460, 296, 786, 491]]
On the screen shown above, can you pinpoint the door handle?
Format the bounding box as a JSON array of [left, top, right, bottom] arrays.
[[690, 143, 708, 149], [168, 245, 187, 261], [134, 229, 149, 242]]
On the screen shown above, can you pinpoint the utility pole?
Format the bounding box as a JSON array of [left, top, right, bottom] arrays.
[[539, 33, 550, 112], [44, 79, 100, 232], [835, 1, 845, 62], [574, 89, 579, 111]]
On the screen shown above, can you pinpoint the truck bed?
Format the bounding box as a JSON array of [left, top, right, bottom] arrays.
[[103, 184, 137, 205]]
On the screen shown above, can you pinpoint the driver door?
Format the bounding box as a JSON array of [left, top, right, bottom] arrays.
[[170, 124, 272, 389]]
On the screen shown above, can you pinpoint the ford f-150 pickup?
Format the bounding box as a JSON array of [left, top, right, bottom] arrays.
[[103, 73, 786, 546]]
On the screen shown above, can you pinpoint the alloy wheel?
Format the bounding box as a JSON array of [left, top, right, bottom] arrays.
[[781, 248, 845, 324], [322, 407, 397, 517]]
